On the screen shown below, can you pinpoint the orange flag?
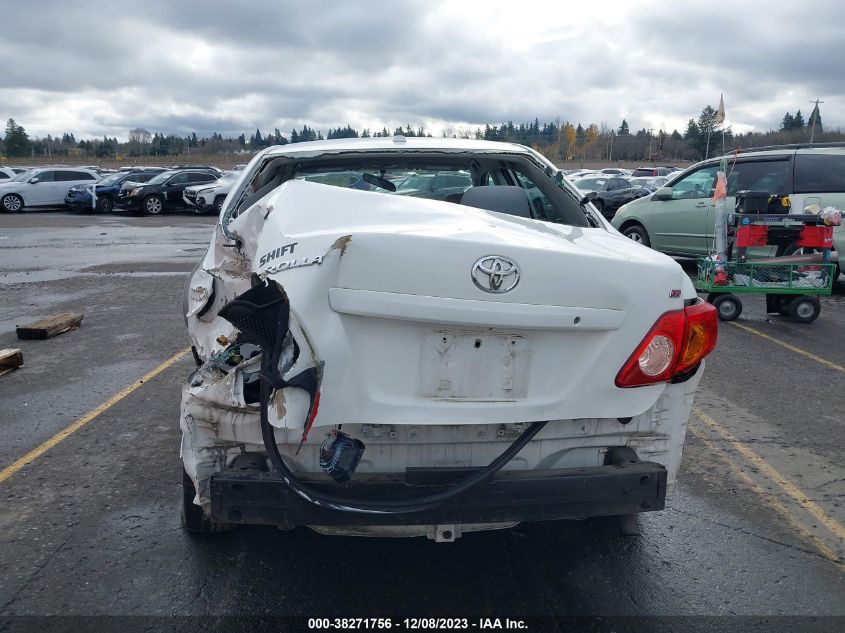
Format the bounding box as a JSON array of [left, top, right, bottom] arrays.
[[712, 171, 727, 201]]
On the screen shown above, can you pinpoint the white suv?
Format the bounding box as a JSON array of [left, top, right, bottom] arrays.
[[183, 171, 239, 215], [0, 168, 101, 212]]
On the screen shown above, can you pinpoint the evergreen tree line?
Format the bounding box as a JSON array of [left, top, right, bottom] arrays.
[[1, 104, 838, 162]]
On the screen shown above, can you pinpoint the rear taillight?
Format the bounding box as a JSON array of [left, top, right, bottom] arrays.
[[615, 300, 718, 388], [675, 300, 718, 374]]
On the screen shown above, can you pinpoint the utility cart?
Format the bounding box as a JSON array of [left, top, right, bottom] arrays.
[[697, 258, 836, 322], [697, 190, 837, 323]]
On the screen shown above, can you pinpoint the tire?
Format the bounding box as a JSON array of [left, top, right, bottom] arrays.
[[181, 468, 235, 534], [712, 293, 742, 321], [593, 199, 605, 216], [623, 223, 651, 247], [1, 193, 23, 213], [214, 195, 226, 214], [96, 196, 114, 213], [788, 295, 821, 324], [777, 242, 807, 257], [189, 202, 206, 216], [142, 195, 164, 216]]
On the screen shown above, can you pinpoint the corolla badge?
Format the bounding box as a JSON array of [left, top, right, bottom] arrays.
[[471, 255, 520, 294]]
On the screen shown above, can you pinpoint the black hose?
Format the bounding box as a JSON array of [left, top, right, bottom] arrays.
[[259, 376, 547, 514]]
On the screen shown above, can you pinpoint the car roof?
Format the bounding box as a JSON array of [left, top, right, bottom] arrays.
[[150, 168, 217, 178], [726, 142, 845, 154], [32, 166, 99, 173], [260, 136, 536, 160]]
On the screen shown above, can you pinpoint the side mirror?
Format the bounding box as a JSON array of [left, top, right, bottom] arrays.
[[29, 177, 40, 184], [652, 186, 673, 201], [579, 191, 597, 205]]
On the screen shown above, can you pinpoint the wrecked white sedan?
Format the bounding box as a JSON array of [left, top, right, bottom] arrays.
[[181, 137, 717, 541]]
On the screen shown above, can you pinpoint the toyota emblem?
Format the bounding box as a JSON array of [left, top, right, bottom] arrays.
[[471, 255, 520, 294]]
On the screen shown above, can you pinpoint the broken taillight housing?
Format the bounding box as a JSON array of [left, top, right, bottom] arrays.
[[615, 299, 718, 388]]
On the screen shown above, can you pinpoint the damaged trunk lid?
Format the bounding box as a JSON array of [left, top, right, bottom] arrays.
[[226, 180, 690, 427]]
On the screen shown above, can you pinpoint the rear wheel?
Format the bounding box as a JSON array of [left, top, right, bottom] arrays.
[[214, 195, 226, 214], [142, 195, 164, 216], [788, 295, 821, 324], [181, 468, 235, 534], [777, 242, 809, 257], [2, 193, 23, 213], [623, 223, 651, 247], [711, 293, 742, 321]]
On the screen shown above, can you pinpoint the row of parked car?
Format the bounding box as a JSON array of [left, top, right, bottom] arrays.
[[0, 164, 242, 215], [560, 166, 683, 219]]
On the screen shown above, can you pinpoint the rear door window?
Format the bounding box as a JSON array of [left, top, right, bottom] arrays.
[[725, 159, 792, 195], [167, 173, 191, 185], [794, 154, 845, 193], [55, 171, 87, 181]]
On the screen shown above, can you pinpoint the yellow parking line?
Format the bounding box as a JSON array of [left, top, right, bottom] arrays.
[[0, 348, 191, 485], [688, 424, 842, 566], [694, 407, 845, 545], [729, 321, 845, 372]]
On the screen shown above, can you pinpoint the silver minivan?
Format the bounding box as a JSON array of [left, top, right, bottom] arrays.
[[0, 167, 101, 212], [612, 144, 845, 276]]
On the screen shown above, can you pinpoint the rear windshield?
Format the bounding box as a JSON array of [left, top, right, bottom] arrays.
[[794, 154, 845, 193], [227, 152, 598, 230], [296, 169, 473, 198]]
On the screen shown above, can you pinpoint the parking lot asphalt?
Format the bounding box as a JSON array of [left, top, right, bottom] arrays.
[[0, 212, 843, 628]]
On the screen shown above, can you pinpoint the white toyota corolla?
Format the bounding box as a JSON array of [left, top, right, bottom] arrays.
[[180, 137, 717, 541]]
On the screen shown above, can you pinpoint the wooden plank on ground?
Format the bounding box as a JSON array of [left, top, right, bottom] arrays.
[[16, 313, 84, 340], [0, 348, 23, 377]]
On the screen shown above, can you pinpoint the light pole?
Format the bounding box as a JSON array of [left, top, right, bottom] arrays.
[[809, 98, 824, 144]]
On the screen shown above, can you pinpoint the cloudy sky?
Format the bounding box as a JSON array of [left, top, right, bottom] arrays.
[[2, 0, 842, 141]]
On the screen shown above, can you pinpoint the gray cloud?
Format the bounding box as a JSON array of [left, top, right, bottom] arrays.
[[1, 0, 842, 140]]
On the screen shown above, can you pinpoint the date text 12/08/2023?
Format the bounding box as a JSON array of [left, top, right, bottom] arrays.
[[307, 618, 528, 630]]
